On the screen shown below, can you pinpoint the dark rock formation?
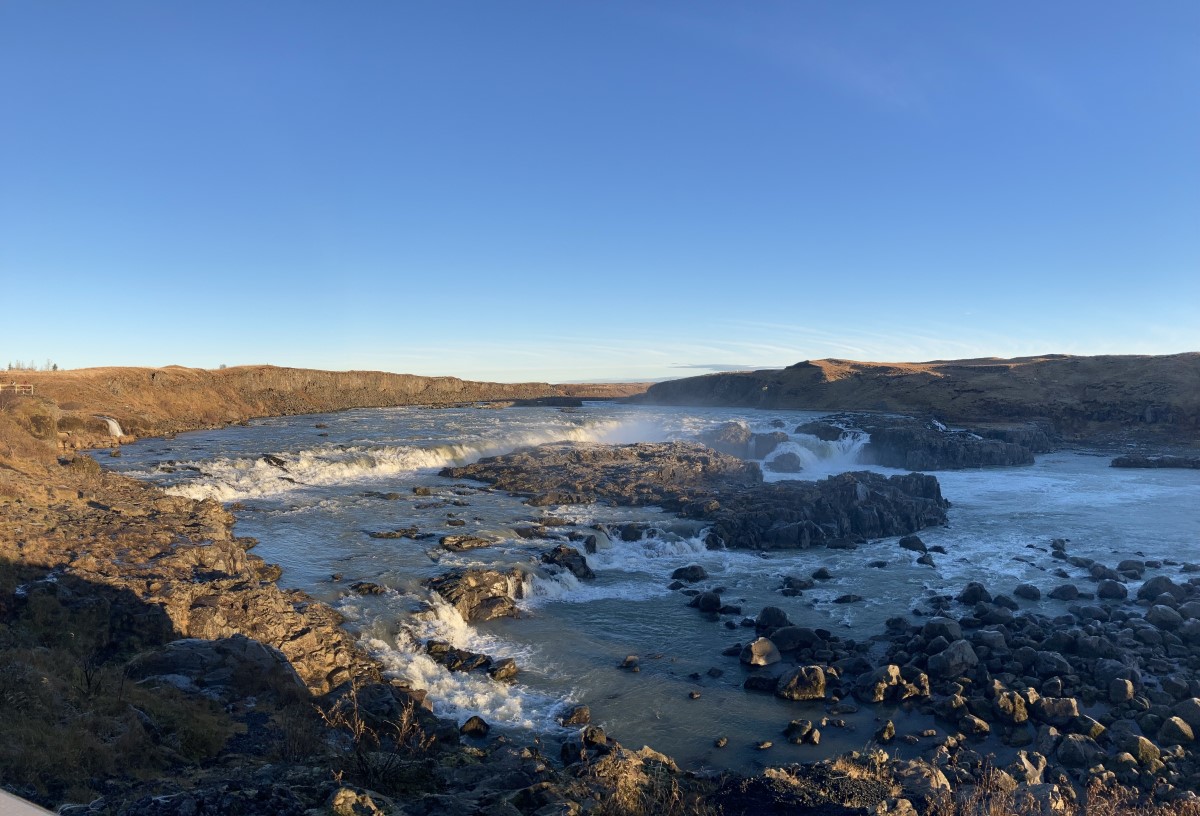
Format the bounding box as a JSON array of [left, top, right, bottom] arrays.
[[426, 568, 521, 622], [445, 442, 949, 551], [1112, 455, 1200, 469], [541, 544, 595, 580]]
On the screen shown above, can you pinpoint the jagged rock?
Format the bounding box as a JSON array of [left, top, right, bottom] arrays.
[[775, 666, 826, 701], [558, 705, 591, 726], [699, 421, 753, 457], [126, 634, 307, 702], [440, 534, 493, 552], [426, 568, 519, 622], [783, 719, 820, 744], [927, 640, 978, 679], [541, 544, 595, 580], [444, 443, 949, 551], [460, 715, 490, 737]]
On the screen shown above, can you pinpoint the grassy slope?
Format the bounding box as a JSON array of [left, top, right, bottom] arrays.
[[12, 365, 649, 437]]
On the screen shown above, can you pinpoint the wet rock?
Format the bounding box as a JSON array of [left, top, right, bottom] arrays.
[[349, 581, 386, 595], [756, 606, 791, 631], [922, 617, 963, 642], [557, 704, 590, 726], [440, 534, 493, 552], [368, 527, 419, 539], [690, 591, 722, 613], [833, 594, 863, 604], [752, 431, 790, 459], [769, 626, 823, 652], [444, 443, 949, 550], [460, 715, 490, 737], [957, 581, 992, 604], [1138, 575, 1187, 603], [874, 720, 896, 743], [898, 535, 927, 553], [795, 422, 845, 441], [860, 417, 1036, 470], [426, 568, 519, 622], [765, 453, 803, 473], [740, 637, 782, 667], [783, 719, 820, 744], [1146, 605, 1184, 630], [1097, 579, 1128, 600], [671, 564, 708, 583], [927, 640, 978, 679], [1048, 584, 1080, 601], [811, 567, 833, 581], [699, 422, 753, 457], [775, 665, 826, 701], [541, 544, 595, 580], [1014, 583, 1041, 601]]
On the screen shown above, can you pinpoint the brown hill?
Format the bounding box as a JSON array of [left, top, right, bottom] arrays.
[[638, 353, 1200, 442], [7, 365, 649, 438]]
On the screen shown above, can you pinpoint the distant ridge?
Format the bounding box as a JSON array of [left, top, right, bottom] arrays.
[[638, 353, 1200, 441]]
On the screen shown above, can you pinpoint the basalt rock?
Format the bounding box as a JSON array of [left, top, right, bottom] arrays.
[[444, 442, 949, 551], [541, 544, 595, 580], [426, 568, 520, 622]]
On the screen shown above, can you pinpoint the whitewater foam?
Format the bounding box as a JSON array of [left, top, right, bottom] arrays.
[[163, 417, 648, 501]]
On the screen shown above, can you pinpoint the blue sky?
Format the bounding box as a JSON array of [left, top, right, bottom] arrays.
[[2, 2, 1197, 382]]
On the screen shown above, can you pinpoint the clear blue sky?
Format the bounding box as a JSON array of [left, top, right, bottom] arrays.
[[2, 2, 1197, 382]]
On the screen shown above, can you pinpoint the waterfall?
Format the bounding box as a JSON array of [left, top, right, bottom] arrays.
[[95, 415, 125, 437]]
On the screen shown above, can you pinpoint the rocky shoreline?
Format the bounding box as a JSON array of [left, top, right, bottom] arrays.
[[4, 369, 1200, 814]]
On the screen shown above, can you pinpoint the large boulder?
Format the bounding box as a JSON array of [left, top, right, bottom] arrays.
[[740, 637, 781, 667], [926, 640, 978, 679], [775, 666, 827, 701], [541, 544, 595, 580], [426, 568, 520, 622], [699, 422, 753, 458]]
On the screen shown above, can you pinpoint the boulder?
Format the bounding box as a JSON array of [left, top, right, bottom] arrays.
[[898, 535, 927, 553], [740, 637, 781, 667], [671, 564, 708, 583], [426, 568, 519, 622], [764, 452, 803, 473], [699, 422, 753, 458], [1013, 583, 1041, 601], [752, 432, 790, 459], [927, 640, 978, 679], [1159, 716, 1194, 745], [541, 544, 595, 580], [775, 666, 827, 701]]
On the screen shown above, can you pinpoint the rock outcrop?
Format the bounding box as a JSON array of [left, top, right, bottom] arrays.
[[445, 442, 949, 549]]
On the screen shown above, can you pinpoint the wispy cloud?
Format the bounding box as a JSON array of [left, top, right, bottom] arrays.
[[669, 363, 774, 372]]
